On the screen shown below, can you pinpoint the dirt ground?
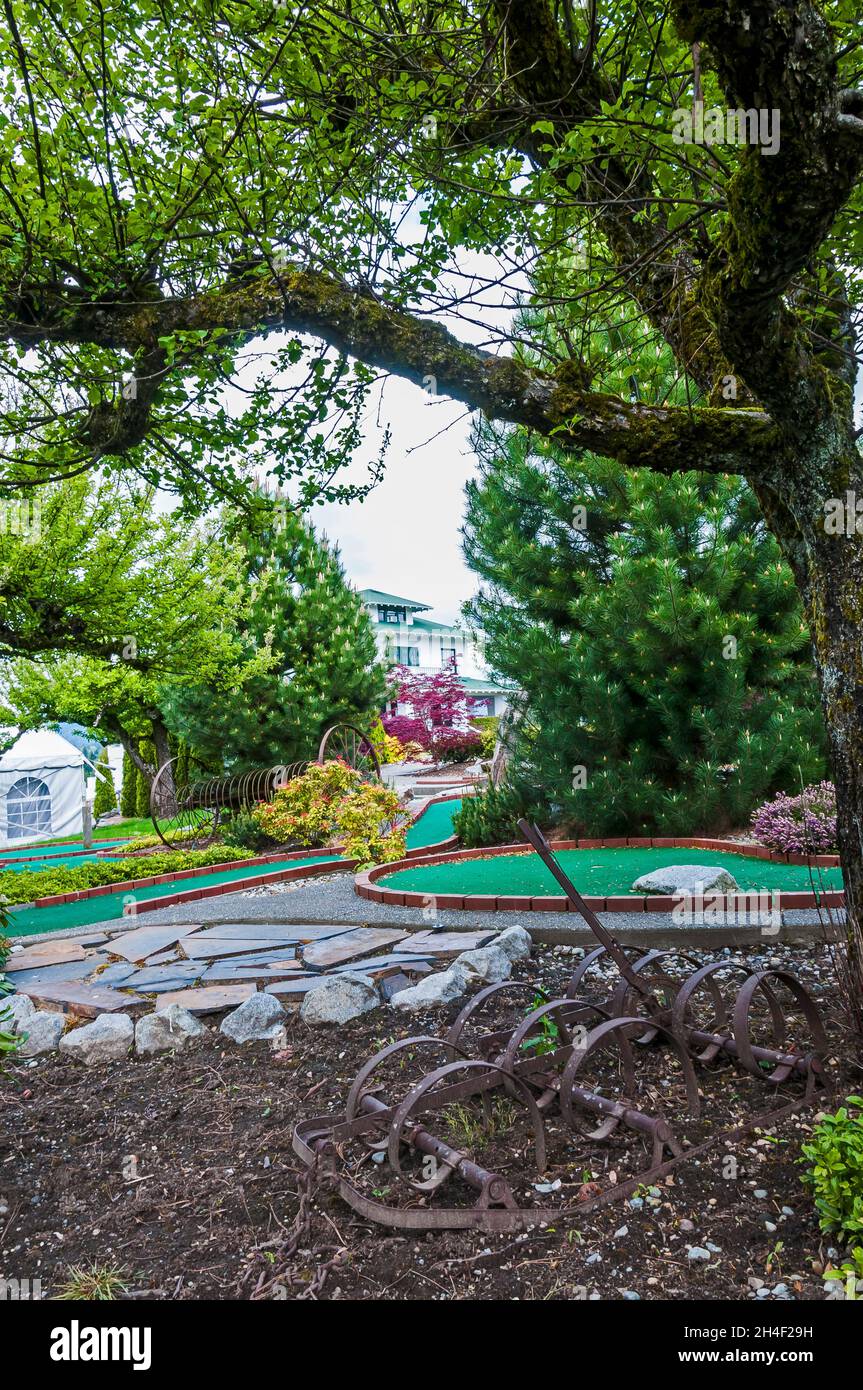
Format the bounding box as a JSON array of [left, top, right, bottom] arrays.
[[2, 941, 859, 1302]]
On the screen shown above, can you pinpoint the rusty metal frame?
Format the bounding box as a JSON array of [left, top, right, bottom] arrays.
[[292, 819, 832, 1231], [149, 722, 380, 847]]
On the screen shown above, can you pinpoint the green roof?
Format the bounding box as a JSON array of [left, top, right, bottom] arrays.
[[359, 588, 431, 611], [410, 616, 457, 633], [460, 675, 512, 694]]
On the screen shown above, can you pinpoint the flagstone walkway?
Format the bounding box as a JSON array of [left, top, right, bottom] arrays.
[[6, 913, 499, 1020]]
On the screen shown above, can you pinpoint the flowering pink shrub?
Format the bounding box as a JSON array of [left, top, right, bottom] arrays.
[[430, 728, 483, 764], [382, 715, 430, 748], [751, 782, 837, 854]]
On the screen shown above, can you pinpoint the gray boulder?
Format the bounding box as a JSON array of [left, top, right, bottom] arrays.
[[17, 1010, 65, 1056], [59, 1013, 134, 1065], [3, 993, 36, 1033], [220, 991, 286, 1043], [494, 925, 533, 962], [390, 963, 470, 1012], [136, 1004, 204, 1057], [454, 944, 512, 984], [632, 864, 739, 896], [300, 973, 379, 1025]]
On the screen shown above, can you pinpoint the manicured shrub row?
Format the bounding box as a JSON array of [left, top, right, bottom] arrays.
[[0, 845, 250, 906]]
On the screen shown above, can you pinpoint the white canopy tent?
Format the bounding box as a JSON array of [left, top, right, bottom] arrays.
[[0, 729, 87, 848]]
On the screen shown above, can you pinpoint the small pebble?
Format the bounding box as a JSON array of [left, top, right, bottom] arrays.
[[687, 1246, 711, 1262]]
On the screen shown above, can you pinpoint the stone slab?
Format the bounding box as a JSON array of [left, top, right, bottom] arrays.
[[399, 930, 498, 955], [201, 961, 303, 982], [7, 959, 98, 989], [157, 983, 257, 1014], [181, 936, 302, 961], [187, 922, 352, 942], [7, 939, 88, 971], [101, 922, 202, 963], [22, 981, 143, 1018], [300, 927, 409, 970], [186, 945, 299, 967], [264, 976, 328, 993], [123, 963, 204, 993]]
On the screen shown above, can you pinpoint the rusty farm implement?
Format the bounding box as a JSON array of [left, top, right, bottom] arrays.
[[149, 722, 380, 848], [293, 819, 831, 1231]]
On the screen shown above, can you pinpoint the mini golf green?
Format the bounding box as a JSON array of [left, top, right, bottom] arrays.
[[1, 853, 123, 873], [380, 845, 843, 898], [0, 839, 129, 860], [7, 852, 346, 939], [405, 798, 460, 850]]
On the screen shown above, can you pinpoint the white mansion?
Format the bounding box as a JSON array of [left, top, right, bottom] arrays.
[[358, 588, 510, 717]]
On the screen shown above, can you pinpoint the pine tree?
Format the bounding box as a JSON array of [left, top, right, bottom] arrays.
[[119, 751, 137, 818], [93, 748, 117, 818], [162, 499, 387, 770], [460, 422, 828, 841]]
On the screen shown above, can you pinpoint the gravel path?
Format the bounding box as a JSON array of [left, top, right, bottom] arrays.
[[45, 870, 842, 948]]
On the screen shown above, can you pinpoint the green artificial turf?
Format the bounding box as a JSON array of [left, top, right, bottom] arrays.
[[7, 852, 346, 938], [381, 845, 843, 898], [0, 839, 129, 859], [0, 853, 122, 873], [406, 798, 460, 850]]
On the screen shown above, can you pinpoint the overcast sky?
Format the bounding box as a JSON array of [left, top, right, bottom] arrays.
[[312, 376, 478, 625]]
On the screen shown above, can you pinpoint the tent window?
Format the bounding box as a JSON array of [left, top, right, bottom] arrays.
[[6, 775, 52, 839]]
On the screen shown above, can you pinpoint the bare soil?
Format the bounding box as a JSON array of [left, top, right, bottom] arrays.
[[1, 942, 858, 1302]]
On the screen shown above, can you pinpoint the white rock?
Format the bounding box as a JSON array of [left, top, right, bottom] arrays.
[[220, 992, 286, 1043], [494, 926, 532, 962], [2, 993, 36, 1033], [454, 944, 512, 984], [632, 864, 739, 896], [17, 1010, 65, 1056], [300, 973, 380, 1025], [390, 964, 471, 1012], [59, 1013, 134, 1065], [136, 1004, 204, 1057]]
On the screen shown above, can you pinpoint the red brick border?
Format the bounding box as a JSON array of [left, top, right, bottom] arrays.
[[354, 837, 842, 914]]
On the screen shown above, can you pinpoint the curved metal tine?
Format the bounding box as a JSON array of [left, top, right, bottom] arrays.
[[343, 1036, 469, 1140], [671, 960, 753, 1060], [386, 1059, 547, 1193], [566, 944, 615, 999], [446, 980, 549, 1059], [732, 969, 828, 1084]]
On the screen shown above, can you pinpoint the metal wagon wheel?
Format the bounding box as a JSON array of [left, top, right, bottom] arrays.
[[149, 758, 221, 849], [317, 723, 381, 782]]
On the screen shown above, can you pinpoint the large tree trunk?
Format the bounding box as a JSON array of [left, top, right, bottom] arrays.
[[150, 719, 178, 819], [761, 438, 863, 1024], [807, 524, 863, 1019]]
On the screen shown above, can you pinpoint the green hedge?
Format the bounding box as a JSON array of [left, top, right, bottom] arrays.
[[0, 845, 250, 906]]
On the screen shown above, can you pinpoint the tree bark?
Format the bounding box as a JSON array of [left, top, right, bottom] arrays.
[[150, 719, 178, 819]]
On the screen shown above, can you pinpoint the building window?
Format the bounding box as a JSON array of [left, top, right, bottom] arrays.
[[6, 775, 52, 839], [440, 646, 457, 669], [395, 646, 419, 666], [378, 605, 406, 625]]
